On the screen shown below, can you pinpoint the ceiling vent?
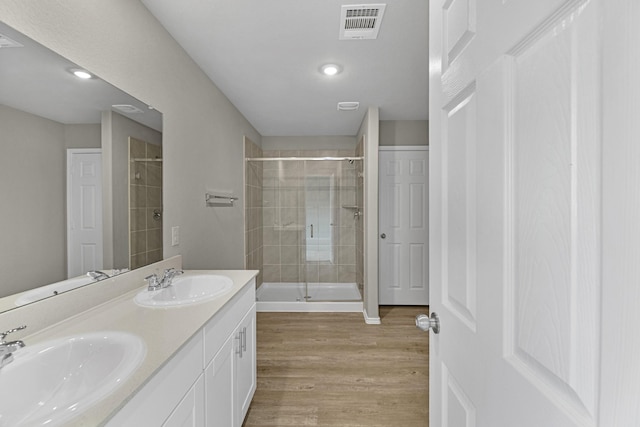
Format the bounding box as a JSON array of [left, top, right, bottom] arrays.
[[339, 4, 387, 40], [337, 101, 360, 111], [0, 33, 23, 48]]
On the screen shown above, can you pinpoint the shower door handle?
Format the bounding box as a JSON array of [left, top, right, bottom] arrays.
[[310, 224, 313, 238]]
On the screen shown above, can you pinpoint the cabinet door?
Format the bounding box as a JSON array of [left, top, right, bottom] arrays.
[[162, 375, 205, 427], [235, 303, 256, 425], [205, 334, 235, 427]]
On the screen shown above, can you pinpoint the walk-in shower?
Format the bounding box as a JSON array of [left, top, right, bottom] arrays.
[[244, 147, 364, 312]]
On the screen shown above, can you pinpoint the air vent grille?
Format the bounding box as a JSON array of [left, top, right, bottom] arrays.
[[340, 4, 386, 40], [337, 101, 360, 111], [0, 33, 23, 48], [112, 104, 144, 114]]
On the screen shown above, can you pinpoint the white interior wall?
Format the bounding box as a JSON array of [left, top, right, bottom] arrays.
[[0, 0, 262, 270], [358, 107, 380, 323]]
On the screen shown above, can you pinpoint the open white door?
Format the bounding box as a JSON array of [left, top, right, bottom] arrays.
[[428, 0, 640, 425], [67, 149, 103, 278]]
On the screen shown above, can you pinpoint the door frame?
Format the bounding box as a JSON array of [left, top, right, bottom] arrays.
[[378, 145, 429, 305]]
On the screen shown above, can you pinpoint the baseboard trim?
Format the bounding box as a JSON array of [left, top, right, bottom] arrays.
[[363, 309, 381, 324]]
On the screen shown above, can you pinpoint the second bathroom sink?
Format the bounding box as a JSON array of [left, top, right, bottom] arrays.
[[134, 273, 233, 307]]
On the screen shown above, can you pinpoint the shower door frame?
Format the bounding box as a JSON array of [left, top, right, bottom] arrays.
[[248, 156, 363, 303]]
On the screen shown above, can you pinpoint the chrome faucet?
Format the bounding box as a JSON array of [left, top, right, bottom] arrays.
[[0, 325, 26, 369], [145, 268, 184, 291], [87, 270, 110, 281]]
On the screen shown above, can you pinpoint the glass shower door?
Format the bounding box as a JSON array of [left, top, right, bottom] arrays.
[[304, 161, 337, 301]]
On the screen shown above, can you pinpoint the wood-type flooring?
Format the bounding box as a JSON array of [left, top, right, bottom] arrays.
[[243, 306, 429, 427]]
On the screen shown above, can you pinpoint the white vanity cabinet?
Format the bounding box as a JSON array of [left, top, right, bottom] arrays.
[[163, 376, 205, 427], [105, 329, 205, 426], [234, 306, 257, 422], [105, 277, 256, 427], [204, 283, 257, 426]]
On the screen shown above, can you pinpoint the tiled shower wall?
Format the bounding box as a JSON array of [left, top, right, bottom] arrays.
[[129, 137, 163, 269], [244, 137, 263, 287], [261, 150, 358, 285]]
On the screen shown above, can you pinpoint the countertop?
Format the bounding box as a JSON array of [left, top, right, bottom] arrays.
[[10, 268, 258, 427]]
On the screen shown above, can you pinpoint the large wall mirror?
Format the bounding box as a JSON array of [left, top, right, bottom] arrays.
[[0, 21, 163, 312]]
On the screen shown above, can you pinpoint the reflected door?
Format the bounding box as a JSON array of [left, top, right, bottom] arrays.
[[66, 149, 103, 278]]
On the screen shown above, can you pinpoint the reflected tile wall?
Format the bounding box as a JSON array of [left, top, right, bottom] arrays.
[[129, 137, 163, 269]]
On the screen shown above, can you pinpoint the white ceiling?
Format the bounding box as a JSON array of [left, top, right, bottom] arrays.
[[141, 0, 429, 136]]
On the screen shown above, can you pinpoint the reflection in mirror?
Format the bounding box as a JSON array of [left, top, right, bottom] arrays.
[[0, 22, 163, 312]]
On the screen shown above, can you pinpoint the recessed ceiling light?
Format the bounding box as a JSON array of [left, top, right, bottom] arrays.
[[320, 63, 342, 76], [70, 68, 93, 79]]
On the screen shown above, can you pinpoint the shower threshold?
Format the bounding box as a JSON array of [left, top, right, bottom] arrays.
[[256, 282, 363, 312]]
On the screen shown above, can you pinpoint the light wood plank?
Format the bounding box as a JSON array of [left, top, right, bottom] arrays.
[[243, 306, 429, 426]]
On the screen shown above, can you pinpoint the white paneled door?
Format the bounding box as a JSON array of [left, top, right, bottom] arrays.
[[429, 0, 640, 426], [67, 149, 103, 278], [379, 147, 429, 305]]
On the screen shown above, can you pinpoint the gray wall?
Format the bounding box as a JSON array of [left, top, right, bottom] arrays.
[[0, 105, 101, 296], [262, 136, 356, 151], [0, 0, 261, 270], [64, 124, 101, 149], [379, 120, 428, 146]]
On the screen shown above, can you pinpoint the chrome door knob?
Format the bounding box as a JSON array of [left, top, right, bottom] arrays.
[[416, 312, 440, 334]]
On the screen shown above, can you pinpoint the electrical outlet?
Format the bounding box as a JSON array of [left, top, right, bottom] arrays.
[[171, 226, 180, 246]]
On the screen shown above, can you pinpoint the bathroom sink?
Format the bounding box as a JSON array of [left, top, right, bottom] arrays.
[[0, 331, 145, 427], [134, 273, 233, 307]]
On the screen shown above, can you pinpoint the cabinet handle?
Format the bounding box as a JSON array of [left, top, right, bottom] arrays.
[[236, 331, 243, 357], [242, 326, 247, 352]]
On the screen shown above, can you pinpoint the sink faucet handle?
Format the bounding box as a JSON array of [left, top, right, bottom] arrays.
[[0, 325, 26, 342], [145, 274, 161, 291], [159, 268, 184, 288], [87, 270, 110, 280]]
